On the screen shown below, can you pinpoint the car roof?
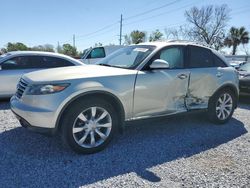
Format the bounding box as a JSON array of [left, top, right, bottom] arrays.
[[138, 40, 213, 50]]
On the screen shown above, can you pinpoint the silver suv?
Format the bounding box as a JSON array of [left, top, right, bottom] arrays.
[[10, 42, 239, 154]]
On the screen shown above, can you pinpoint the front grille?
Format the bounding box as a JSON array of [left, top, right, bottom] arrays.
[[16, 78, 28, 99]]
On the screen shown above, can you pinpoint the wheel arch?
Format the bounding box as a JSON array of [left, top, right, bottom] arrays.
[[55, 91, 125, 133], [210, 83, 239, 108]]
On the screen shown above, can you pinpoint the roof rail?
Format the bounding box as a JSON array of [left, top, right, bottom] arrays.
[[166, 39, 212, 48]]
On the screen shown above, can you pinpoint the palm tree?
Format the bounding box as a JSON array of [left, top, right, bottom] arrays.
[[224, 27, 249, 55]]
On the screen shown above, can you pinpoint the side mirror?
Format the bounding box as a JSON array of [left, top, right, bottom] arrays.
[[149, 59, 169, 69], [0, 65, 2, 70]]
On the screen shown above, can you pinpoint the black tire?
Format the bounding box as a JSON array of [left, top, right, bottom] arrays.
[[207, 89, 237, 124], [61, 97, 118, 154]]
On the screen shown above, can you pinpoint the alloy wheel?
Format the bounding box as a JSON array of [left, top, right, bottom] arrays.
[[215, 93, 233, 120], [72, 107, 112, 148]]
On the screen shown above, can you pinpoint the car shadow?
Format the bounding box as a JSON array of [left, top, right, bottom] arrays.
[[0, 99, 10, 110], [0, 112, 247, 187]]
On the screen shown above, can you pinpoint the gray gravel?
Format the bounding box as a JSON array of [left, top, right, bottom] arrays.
[[0, 98, 250, 188]]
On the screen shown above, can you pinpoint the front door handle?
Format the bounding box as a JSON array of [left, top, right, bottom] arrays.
[[177, 74, 188, 79]]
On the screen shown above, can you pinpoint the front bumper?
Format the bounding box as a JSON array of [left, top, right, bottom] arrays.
[[10, 95, 60, 134], [12, 110, 56, 135]]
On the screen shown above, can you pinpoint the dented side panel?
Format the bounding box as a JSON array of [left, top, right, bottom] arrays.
[[186, 67, 238, 110]]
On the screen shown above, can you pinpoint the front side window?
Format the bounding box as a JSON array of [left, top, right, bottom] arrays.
[[189, 46, 213, 68], [98, 45, 155, 69], [87, 47, 105, 59], [157, 47, 184, 69]]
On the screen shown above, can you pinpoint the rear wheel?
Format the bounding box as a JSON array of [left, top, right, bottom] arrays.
[[207, 89, 237, 124], [61, 98, 118, 154]]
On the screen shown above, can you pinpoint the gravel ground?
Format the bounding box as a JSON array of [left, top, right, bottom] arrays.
[[0, 98, 250, 188]]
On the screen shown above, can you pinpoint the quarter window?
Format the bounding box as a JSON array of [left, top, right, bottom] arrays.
[[213, 54, 227, 67], [189, 46, 213, 68]]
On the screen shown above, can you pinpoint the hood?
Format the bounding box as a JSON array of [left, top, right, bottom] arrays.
[[23, 65, 138, 83]]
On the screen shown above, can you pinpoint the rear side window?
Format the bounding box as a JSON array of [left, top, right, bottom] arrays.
[[87, 47, 105, 59], [189, 46, 213, 68], [39, 56, 74, 68]]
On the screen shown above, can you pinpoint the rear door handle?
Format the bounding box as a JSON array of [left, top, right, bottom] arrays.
[[177, 74, 188, 79], [216, 72, 223, 77]]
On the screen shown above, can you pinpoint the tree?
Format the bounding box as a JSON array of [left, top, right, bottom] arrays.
[[149, 29, 164, 42], [6, 42, 29, 51], [0, 48, 7, 54], [61, 43, 77, 56], [94, 42, 103, 47], [124, 30, 146, 44], [224, 27, 249, 55], [185, 4, 230, 50], [31, 44, 55, 52], [124, 34, 132, 45]]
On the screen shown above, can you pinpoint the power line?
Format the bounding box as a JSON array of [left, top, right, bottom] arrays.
[[124, 0, 181, 20], [75, 21, 119, 39], [123, 0, 199, 26]]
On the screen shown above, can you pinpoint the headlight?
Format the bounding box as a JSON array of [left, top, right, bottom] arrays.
[[26, 83, 70, 95]]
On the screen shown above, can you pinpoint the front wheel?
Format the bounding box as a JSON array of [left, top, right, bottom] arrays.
[[61, 98, 118, 154], [207, 89, 237, 124]]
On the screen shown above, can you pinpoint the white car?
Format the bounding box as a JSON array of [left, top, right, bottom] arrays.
[[0, 51, 84, 98]]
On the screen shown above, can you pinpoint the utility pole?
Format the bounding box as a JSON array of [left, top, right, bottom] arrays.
[[57, 41, 60, 53], [73, 34, 75, 48], [119, 14, 123, 45]]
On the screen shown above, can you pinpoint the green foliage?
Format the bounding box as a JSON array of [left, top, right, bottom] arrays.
[[124, 30, 146, 44], [6, 42, 29, 52], [149, 29, 164, 42], [61, 43, 77, 57], [224, 27, 249, 55]]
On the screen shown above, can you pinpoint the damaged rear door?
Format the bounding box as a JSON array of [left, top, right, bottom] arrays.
[[186, 45, 224, 110]]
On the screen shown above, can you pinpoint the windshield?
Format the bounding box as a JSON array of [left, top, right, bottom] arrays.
[[239, 63, 250, 72], [0, 53, 11, 61], [97, 45, 155, 69]]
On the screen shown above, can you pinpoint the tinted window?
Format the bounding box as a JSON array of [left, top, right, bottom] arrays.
[[189, 46, 213, 68], [87, 47, 105, 59], [1, 56, 33, 70], [40, 56, 74, 68], [158, 47, 184, 69]]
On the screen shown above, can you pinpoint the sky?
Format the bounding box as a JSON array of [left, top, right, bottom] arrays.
[[0, 0, 250, 53]]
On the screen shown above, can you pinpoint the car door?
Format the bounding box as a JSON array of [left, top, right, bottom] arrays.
[[186, 45, 226, 110], [0, 56, 41, 97], [133, 46, 190, 118]]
